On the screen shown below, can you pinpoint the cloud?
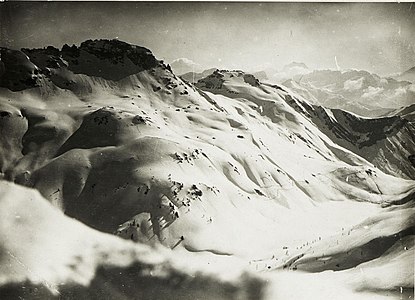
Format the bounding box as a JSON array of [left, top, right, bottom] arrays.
[[389, 86, 407, 98], [379, 78, 388, 86], [362, 86, 384, 98], [170, 58, 202, 75], [270, 64, 311, 83], [171, 58, 198, 65], [343, 77, 364, 91]]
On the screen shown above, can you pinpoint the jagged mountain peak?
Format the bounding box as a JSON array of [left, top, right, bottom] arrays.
[[75, 39, 156, 66], [0, 39, 162, 91], [196, 69, 262, 89]]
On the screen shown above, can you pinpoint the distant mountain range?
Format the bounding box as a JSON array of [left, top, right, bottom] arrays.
[[282, 69, 415, 117], [263, 62, 311, 84], [177, 60, 414, 118]]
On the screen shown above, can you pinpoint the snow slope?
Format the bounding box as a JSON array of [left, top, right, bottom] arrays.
[[0, 39, 414, 299], [0, 181, 265, 300], [279, 91, 415, 179]]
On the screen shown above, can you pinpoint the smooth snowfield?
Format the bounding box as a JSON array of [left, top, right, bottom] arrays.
[[0, 181, 265, 299], [0, 182, 411, 300], [0, 40, 414, 299]]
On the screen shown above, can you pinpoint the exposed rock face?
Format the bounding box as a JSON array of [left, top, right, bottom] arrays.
[[17, 39, 160, 83], [196, 69, 225, 89], [252, 71, 268, 81], [0, 48, 41, 91], [243, 74, 260, 87]]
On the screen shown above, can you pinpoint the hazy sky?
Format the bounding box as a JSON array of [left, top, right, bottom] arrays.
[[1, 2, 414, 75]]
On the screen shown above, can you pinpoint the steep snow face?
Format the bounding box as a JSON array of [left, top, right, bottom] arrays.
[[0, 40, 414, 299], [282, 69, 415, 117], [281, 92, 415, 179]]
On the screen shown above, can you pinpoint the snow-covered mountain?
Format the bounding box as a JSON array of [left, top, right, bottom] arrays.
[[180, 68, 217, 84], [0, 39, 413, 299], [282, 93, 415, 179], [195, 69, 415, 180], [252, 70, 268, 81], [393, 66, 415, 83], [282, 69, 415, 117], [386, 103, 415, 122], [182, 69, 269, 86]]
